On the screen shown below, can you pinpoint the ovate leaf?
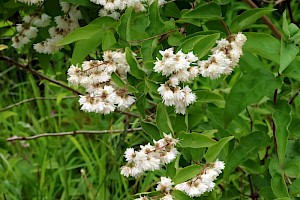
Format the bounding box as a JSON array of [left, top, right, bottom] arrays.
[[230, 8, 275, 32], [244, 32, 280, 63], [156, 103, 174, 133], [179, 33, 219, 59], [272, 100, 291, 165], [205, 136, 234, 162], [57, 17, 116, 46], [279, 40, 299, 73], [224, 68, 279, 126], [125, 47, 145, 79], [146, 0, 164, 36], [224, 131, 270, 178], [173, 165, 202, 184], [71, 31, 103, 64], [141, 121, 161, 140], [181, 2, 221, 20], [178, 132, 216, 148]]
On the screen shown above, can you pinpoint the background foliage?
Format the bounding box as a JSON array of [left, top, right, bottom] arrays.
[[1, 0, 300, 199]]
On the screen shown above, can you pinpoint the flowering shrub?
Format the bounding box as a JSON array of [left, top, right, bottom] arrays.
[[1, 0, 300, 199]]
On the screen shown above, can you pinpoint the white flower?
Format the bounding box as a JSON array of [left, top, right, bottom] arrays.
[[124, 148, 136, 162], [160, 194, 174, 200], [213, 159, 225, 174], [120, 165, 132, 177], [156, 177, 174, 192]]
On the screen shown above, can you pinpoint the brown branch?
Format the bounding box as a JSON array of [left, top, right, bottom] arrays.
[[0, 96, 77, 112], [7, 127, 143, 142], [221, 19, 231, 36], [0, 55, 83, 95], [286, 0, 297, 25], [288, 87, 300, 104], [243, 0, 282, 39]]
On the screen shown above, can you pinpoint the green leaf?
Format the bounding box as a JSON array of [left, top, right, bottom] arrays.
[[290, 179, 300, 196], [0, 111, 17, 122], [279, 40, 299, 73], [164, 2, 181, 18], [244, 32, 280, 64], [173, 165, 202, 184], [111, 72, 125, 88], [223, 131, 270, 178], [102, 30, 116, 51], [57, 17, 116, 46], [172, 190, 193, 200], [118, 7, 149, 41], [272, 100, 291, 165], [179, 33, 220, 59], [141, 39, 157, 71], [56, 92, 69, 105], [146, 0, 164, 36], [141, 121, 161, 140], [156, 103, 174, 134], [62, 0, 95, 7], [181, 2, 221, 20], [178, 132, 216, 148], [271, 174, 290, 198], [194, 90, 225, 107], [71, 31, 103, 64], [205, 136, 234, 162], [269, 159, 290, 198], [230, 8, 275, 32], [224, 68, 279, 126], [125, 47, 145, 79], [145, 79, 158, 93]]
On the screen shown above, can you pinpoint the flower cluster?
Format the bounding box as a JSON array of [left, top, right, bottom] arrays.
[[12, 13, 51, 49], [94, 0, 168, 20], [34, 2, 82, 54], [175, 160, 225, 197], [121, 133, 178, 178], [198, 33, 247, 79], [154, 48, 198, 115], [67, 50, 135, 114], [17, 0, 43, 4]]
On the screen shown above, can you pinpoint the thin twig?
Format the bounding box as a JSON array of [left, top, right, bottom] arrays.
[[0, 55, 83, 95], [221, 19, 231, 36], [288, 87, 300, 104], [0, 96, 76, 112], [243, 0, 282, 39], [128, 29, 180, 43], [286, 0, 297, 25], [7, 127, 143, 141], [246, 108, 253, 131]]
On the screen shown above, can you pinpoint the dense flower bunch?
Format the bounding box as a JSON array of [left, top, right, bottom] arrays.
[[134, 160, 225, 199], [198, 33, 247, 79], [12, 13, 51, 49], [154, 48, 198, 115], [67, 50, 135, 114], [16, 0, 43, 4], [94, 0, 168, 19], [175, 160, 225, 197], [34, 2, 82, 54], [120, 133, 178, 178]]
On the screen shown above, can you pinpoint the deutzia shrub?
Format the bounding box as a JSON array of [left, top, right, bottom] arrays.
[[67, 50, 135, 114]]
